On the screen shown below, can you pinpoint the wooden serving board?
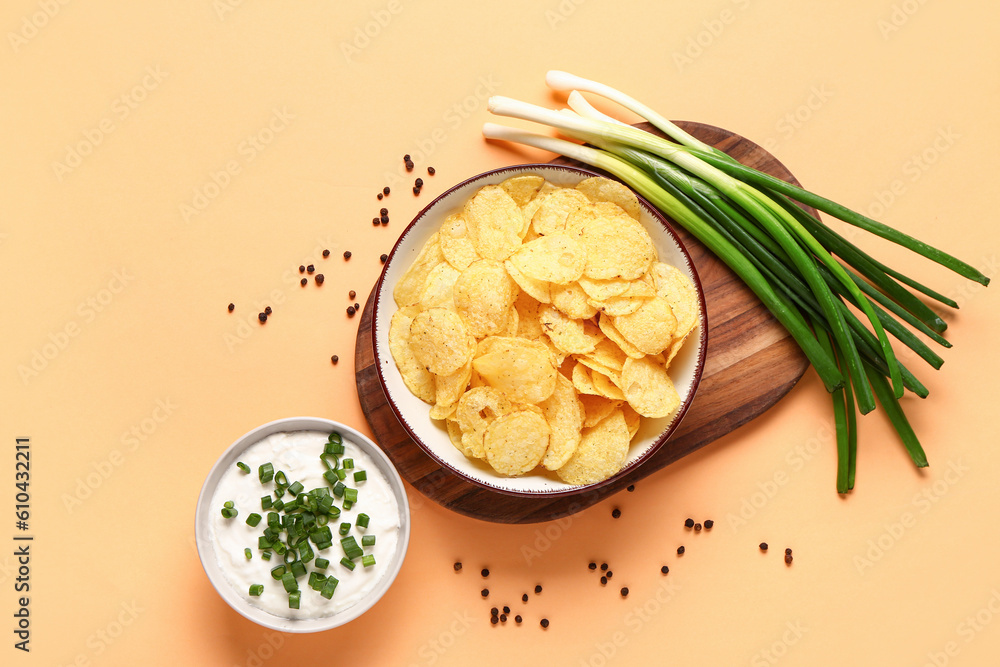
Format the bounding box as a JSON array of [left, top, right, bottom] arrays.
[[355, 121, 811, 523]]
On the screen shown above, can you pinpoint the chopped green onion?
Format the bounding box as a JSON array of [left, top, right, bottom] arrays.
[[261, 551, 272, 561], [339, 522, 351, 536], [281, 571, 297, 593], [259, 463, 274, 483], [320, 576, 339, 599], [315, 557, 330, 570], [288, 481, 304, 496], [260, 496, 272, 510], [221, 506, 238, 519], [246, 513, 262, 527], [361, 535, 376, 547], [353, 470, 367, 483], [298, 541, 314, 563], [274, 471, 288, 487], [267, 512, 279, 528], [258, 536, 272, 550], [332, 481, 346, 498], [362, 554, 376, 568], [327, 431, 343, 445], [270, 565, 286, 580], [290, 560, 307, 579], [344, 488, 358, 504], [342, 500, 353, 511], [309, 572, 326, 590], [288, 591, 300, 609], [283, 549, 296, 564], [224, 500, 234, 508], [336, 469, 347, 481], [271, 498, 284, 512], [310, 526, 333, 546], [342, 458, 354, 470], [272, 541, 287, 556], [341, 536, 363, 560], [340, 557, 356, 571], [236, 462, 250, 474], [244, 547, 252, 559], [249, 584, 263, 596], [356, 513, 370, 529], [323, 468, 339, 485]]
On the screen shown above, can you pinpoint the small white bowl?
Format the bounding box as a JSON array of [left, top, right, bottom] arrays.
[[372, 164, 707, 498], [195, 417, 410, 632]]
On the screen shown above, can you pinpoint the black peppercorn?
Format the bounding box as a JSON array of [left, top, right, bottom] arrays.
[[227, 303, 234, 312]]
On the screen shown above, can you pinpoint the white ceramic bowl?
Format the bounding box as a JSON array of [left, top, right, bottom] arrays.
[[195, 417, 410, 632], [372, 164, 707, 497]]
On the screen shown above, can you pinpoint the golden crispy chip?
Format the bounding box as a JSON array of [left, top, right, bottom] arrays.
[[577, 276, 632, 301], [520, 190, 550, 238], [621, 356, 680, 418], [556, 409, 630, 485], [388, 305, 435, 404], [531, 187, 590, 236], [409, 308, 473, 375], [472, 337, 557, 404], [513, 291, 543, 339], [575, 176, 642, 220], [483, 410, 550, 476], [565, 202, 655, 280], [581, 337, 628, 373], [539, 335, 568, 368], [571, 362, 601, 397], [503, 259, 551, 303], [578, 394, 622, 428], [433, 357, 473, 417], [598, 313, 644, 359], [509, 233, 587, 285], [440, 213, 480, 271], [456, 386, 513, 459], [540, 374, 584, 471], [622, 404, 641, 440], [393, 232, 445, 307], [591, 369, 625, 400], [500, 174, 545, 206], [611, 296, 677, 355], [446, 418, 471, 457], [501, 305, 519, 336], [652, 262, 699, 339], [453, 259, 519, 338], [539, 305, 600, 355], [589, 294, 649, 317], [550, 281, 598, 319], [418, 262, 460, 311], [664, 332, 690, 367], [464, 185, 522, 261]]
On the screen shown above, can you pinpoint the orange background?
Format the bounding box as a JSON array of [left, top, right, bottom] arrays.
[[3, 1, 999, 665]]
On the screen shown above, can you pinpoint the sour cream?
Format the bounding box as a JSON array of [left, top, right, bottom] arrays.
[[209, 430, 400, 619]]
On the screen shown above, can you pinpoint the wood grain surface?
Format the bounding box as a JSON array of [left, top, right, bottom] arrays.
[[355, 121, 812, 523]]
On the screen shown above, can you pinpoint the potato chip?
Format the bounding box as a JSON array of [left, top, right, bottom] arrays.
[[556, 409, 630, 485], [433, 357, 473, 415], [652, 262, 699, 339], [472, 336, 557, 404], [565, 202, 655, 281], [531, 187, 590, 236], [581, 337, 628, 373], [500, 174, 545, 206], [540, 374, 584, 470], [591, 369, 625, 400], [513, 291, 543, 339], [418, 262, 460, 311], [550, 282, 598, 319], [577, 276, 632, 301], [578, 394, 621, 428], [575, 176, 642, 220], [464, 185, 522, 261], [664, 332, 689, 367], [504, 259, 551, 303], [388, 305, 435, 404], [611, 296, 677, 355], [598, 313, 644, 359], [439, 213, 480, 271], [539, 305, 599, 355], [483, 410, 550, 476], [446, 418, 471, 457], [456, 386, 513, 458], [393, 232, 445, 307], [520, 191, 550, 238], [509, 233, 586, 285], [453, 259, 519, 338], [621, 356, 680, 418], [409, 308, 473, 375], [429, 402, 457, 421], [588, 294, 649, 317], [622, 404, 641, 439], [571, 362, 601, 397], [501, 305, 519, 336]]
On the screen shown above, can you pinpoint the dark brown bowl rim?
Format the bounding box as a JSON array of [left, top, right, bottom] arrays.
[[371, 163, 708, 499]]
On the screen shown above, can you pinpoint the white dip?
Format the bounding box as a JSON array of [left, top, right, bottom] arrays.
[[209, 430, 400, 619]]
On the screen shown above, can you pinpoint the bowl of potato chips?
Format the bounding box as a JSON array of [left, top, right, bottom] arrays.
[[372, 164, 706, 496]]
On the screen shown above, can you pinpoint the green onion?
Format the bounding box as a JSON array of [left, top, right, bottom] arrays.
[[309, 572, 326, 590], [344, 488, 358, 504], [288, 591, 300, 609], [281, 571, 297, 593], [244, 548, 252, 559], [323, 469, 339, 485], [332, 481, 346, 498], [356, 513, 370, 529], [270, 565, 286, 580], [259, 463, 274, 483], [362, 554, 376, 568], [315, 558, 330, 570], [221, 503, 238, 519], [320, 576, 339, 599], [342, 458, 354, 470], [261, 551, 272, 561], [361, 535, 376, 547], [260, 496, 272, 510], [340, 557, 356, 571], [339, 522, 351, 536], [290, 560, 307, 579], [271, 498, 284, 512], [249, 584, 263, 596], [236, 462, 250, 474], [353, 471, 367, 483], [288, 481, 304, 496], [327, 431, 343, 445], [246, 513, 262, 528], [341, 536, 363, 560], [274, 471, 288, 487]]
